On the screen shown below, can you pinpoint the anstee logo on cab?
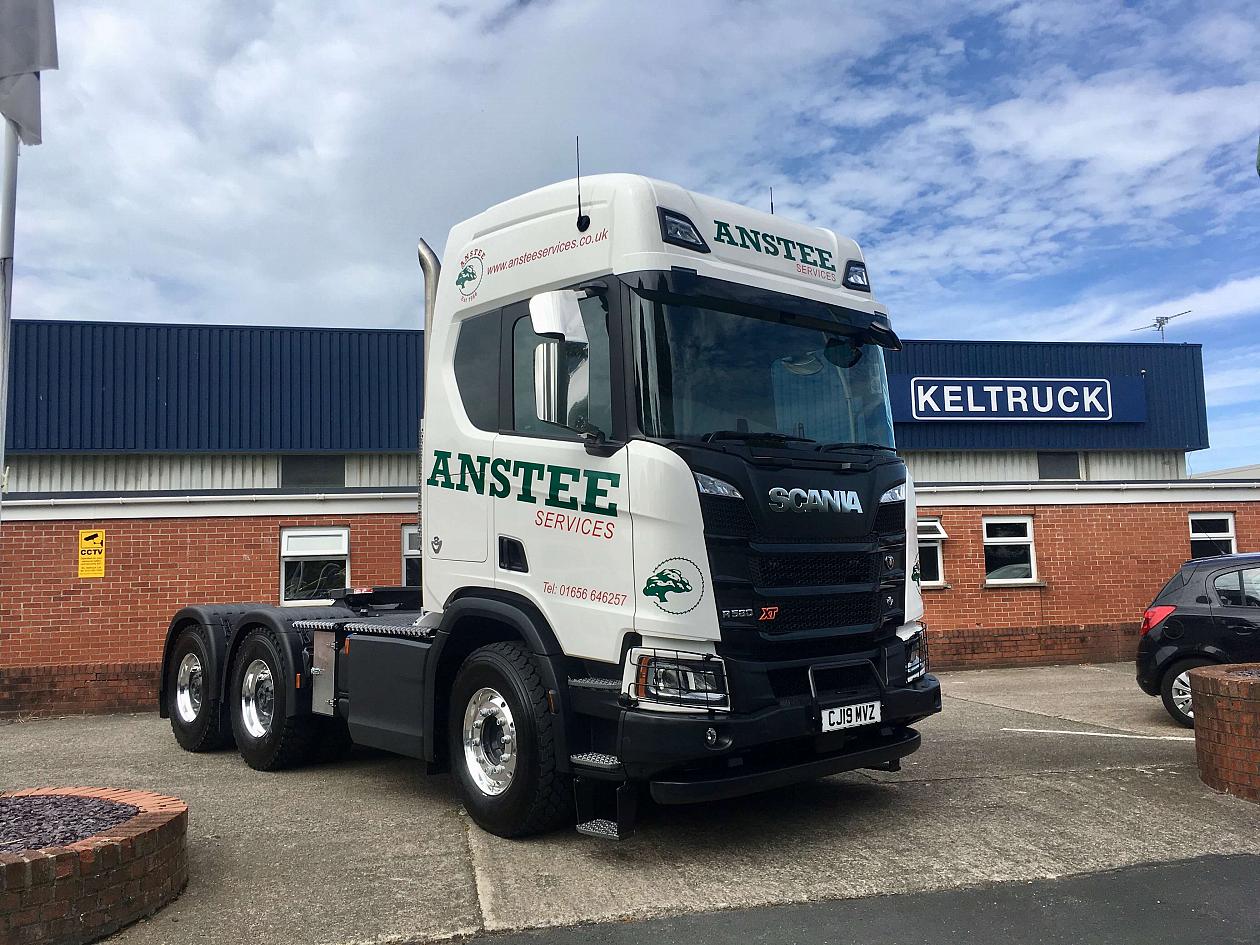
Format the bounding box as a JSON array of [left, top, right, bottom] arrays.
[[456, 248, 485, 299]]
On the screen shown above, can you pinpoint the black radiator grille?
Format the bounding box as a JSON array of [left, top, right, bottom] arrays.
[[874, 501, 905, 536], [761, 593, 877, 634], [749, 551, 877, 588], [700, 495, 756, 539]]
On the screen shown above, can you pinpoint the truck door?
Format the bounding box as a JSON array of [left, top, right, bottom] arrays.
[[492, 292, 635, 664], [1210, 565, 1260, 662]]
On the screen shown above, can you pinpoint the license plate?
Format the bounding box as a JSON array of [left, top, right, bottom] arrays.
[[820, 700, 881, 732]]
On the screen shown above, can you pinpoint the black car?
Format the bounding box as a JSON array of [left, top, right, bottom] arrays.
[[1137, 552, 1260, 726]]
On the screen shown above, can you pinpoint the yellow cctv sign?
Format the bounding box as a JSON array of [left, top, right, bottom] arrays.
[[78, 529, 106, 578]]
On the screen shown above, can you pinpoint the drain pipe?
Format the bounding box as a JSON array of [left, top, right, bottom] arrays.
[[416, 239, 441, 545]]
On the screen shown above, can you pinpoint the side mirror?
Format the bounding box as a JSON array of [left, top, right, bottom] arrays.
[[529, 290, 587, 344]]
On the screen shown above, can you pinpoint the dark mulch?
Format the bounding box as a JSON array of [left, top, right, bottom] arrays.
[[0, 795, 140, 853]]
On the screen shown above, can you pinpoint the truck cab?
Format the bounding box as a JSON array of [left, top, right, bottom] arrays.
[[158, 175, 941, 839]]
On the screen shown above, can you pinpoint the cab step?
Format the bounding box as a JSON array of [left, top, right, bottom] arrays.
[[567, 677, 620, 691], [575, 818, 621, 840], [570, 751, 624, 778]]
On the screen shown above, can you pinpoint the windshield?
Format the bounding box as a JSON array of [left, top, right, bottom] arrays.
[[631, 291, 895, 448]]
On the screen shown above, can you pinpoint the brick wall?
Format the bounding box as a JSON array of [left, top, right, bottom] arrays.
[[920, 500, 1260, 669], [0, 513, 414, 717], [1190, 664, 1260, 804], [3, 499, 1259, 716]]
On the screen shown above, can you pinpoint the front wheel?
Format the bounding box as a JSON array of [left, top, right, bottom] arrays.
[[1160, 657, 1212, 728], [448, 643, 571, 837]]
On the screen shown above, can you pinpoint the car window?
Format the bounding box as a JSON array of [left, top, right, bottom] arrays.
[[1154, 570, 1185, 602], [1213, 568, 1260, 607]]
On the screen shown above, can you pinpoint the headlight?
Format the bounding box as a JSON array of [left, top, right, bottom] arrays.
[[903, 629, 928, 681], [880, 483, 906, 504], [695, 472, 742, 499], [629, 650, 729, 710]]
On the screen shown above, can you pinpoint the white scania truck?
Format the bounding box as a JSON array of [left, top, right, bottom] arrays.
[[158, 175, 942, 839]]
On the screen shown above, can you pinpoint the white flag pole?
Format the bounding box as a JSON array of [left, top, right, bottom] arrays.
[[0, 115, 18, 497]]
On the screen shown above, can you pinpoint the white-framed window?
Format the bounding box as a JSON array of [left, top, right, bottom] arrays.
[[402, 525, 423, 586], [1189, 512, 1236, 559], [280, 527, 349, 605], [982, 515, 1037, 584], [916, 518, 948, 586]]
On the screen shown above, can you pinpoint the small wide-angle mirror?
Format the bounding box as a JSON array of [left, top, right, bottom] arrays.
[[529, 290, 587, 343], [824, 335, 863, 369]]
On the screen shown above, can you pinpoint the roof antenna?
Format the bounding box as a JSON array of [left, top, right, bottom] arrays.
[[575, 136, 590, 232], [770, 186, 775, 215]]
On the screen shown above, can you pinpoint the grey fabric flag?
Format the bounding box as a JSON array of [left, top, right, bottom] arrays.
[[0, 0, 59, 145]]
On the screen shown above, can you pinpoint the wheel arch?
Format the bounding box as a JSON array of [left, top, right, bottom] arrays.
[[425, 589, 570, 768], [158, 605, 252, 718], [222, 605, 352, 718]]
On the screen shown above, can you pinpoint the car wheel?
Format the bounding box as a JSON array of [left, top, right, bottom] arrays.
[[229, 629, 319, 770], [166, 625, 233, 752], [448, 642, 572, 837], [1160, 658, 1212, 728]]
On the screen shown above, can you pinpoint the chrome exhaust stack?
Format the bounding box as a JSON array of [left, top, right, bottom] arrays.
[[416, 239, 440, 539]]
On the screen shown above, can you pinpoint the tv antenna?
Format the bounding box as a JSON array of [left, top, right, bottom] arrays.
[[574, 136, 590, 232], [1131, 309, 1190, 342]]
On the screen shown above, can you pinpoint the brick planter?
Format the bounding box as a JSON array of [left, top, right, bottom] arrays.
[[1190, 663, 1260, 804], [0, 789, 187, 945]]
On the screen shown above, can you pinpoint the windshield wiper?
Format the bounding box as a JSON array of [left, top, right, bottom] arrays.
[[819, 441, 896, 452], [703, 430, 817, 446]]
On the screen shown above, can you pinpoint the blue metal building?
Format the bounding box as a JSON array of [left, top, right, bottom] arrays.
[[3, 320, 1209, 494]]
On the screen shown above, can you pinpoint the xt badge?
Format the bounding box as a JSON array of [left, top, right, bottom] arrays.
[[759, 607, 779, 621]]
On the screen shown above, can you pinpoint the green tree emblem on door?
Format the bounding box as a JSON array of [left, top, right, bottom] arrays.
[[643, 568, 692, 602]]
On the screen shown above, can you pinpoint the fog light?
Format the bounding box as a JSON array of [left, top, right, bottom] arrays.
[[705, 726, 719, 747]]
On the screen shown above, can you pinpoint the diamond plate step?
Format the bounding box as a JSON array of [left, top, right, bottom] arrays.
[[570, 752, 621, 770], [575, 818, 621, 840], [568, 677, 621, 691]]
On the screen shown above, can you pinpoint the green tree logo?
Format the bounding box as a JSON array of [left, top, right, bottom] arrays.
[[456, 264, 478, 288], [643, 567, 693, 602]]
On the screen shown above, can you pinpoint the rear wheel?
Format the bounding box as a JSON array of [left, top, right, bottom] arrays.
[[166, 626, 232, 752], [229, 629, 319, 770], [1160, 657, 1212, 728], [448, 643, 571, 837]]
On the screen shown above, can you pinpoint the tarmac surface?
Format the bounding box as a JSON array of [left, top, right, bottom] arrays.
[[2, 662, 1258, 944]]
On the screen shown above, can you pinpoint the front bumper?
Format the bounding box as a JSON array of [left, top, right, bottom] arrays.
[[616, 674, 941, 799]]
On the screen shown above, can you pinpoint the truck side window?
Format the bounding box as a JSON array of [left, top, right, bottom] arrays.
[[511, 295, 612, 439], [453, 310, 501, 431]]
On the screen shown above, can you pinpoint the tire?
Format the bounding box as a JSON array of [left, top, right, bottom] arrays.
[[166, 625, 233, 752], [448, 643, 572, 837], [229, 629, 319, 770], [1160, 657, 1212, 728]]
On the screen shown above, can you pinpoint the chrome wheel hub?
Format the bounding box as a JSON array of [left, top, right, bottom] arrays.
[[462, 687, 517, 796], [240, 659, 275, 739], [175, 652, 204, 724], [1171, 671, 1194, 718]]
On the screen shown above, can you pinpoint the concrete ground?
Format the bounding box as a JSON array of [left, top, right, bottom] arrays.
[[2, 662, 1258, 944]]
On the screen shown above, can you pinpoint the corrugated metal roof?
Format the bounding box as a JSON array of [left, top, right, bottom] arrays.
[[5, 322, 1207, 454], [6, 320, 423, 453], [885, 339, 1208, 452]]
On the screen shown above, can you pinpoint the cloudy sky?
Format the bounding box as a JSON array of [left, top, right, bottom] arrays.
[[11, 0, 1260, 470]]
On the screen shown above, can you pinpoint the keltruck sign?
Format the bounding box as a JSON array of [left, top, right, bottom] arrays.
[[894, 377, 1147, 422]]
